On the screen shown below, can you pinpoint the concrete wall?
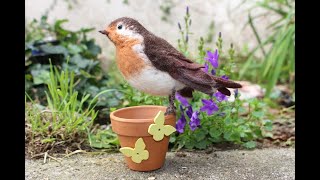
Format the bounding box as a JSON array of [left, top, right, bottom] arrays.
[[25, 0, 277, 58]]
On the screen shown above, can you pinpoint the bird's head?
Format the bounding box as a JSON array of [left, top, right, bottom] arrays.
[[99, 17, 147, 46]]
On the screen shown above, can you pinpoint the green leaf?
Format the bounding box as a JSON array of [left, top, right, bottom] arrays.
[[194, 130, 207, 141], [254, 128, 262, 138], [86, 40, 102, 56], [243, 141, 256, 149], [68, 44, 83, 54], [54, 19, 70, 37], [39, 44, 68, 56], [109, 107, 117, 112], [238, 107, 246, 113], [169, 136, 176, 143], [224, 117, 232, 125], [263, 119, 273, 131], [223, 131, 232, 141], [80, 70, 93, 78], [71, 54, 91, 68], [195, 140, 208, 149], [184, 139, 195, 149], [252, 111, 264, 119], [209, 127, 222, 138], [31, 69, 50, 85], [41, 138, 56, 143], [230, 131, 241, 142]]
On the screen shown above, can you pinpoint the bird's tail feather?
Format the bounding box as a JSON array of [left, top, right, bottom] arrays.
[[211, 76, 242, 96], [212, 76, 242, 89]]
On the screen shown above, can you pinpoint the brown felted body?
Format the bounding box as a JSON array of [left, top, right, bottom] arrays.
[[110, 105, 176, 171], [101, 17, 242, 97]]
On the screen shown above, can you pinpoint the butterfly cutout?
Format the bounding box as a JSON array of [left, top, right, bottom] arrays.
[[119, 138, 149, 163], [148, 111, 176, 141]]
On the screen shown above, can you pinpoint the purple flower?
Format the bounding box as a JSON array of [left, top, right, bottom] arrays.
[[31, 49, 42, 56], [175, 92, 189, 107], [214, 91, 228, 102], [234, 89, 239, 98], [221, 75, 229, 80], [179, 104, 184, 112], [189, 111, 200, 131], [178, 22, 181, 30], [186, 106, 193, 119], [200, 99, 219, 116], [211, 69, 216, 75], [186, 6, 189, 15], [205, 49, 219, 68], [203, 63, 209, 72], [176, 114, 186, 133], [185, 34, 189, 43]]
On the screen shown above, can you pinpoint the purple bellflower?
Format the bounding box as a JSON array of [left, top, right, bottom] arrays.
[[176, 114, 187, 133], [211, 69, 216, 75], [186, 105, 193, 119], [200, 99, 219, 116], [234, 89, 239, 98], [221, 75, 229, 80], [203, 63, 209, 72], [175, 92, 189, 107], [189, 111, 200, 131], [214, 92, 228, 102], [205, 49, 219, 68], [176, 105, 187, 133]]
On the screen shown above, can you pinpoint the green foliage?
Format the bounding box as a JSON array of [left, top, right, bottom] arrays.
[[205, 21, 215, 43], [25, 16, 122, 117], [177, 7, 192, 56], [25, 62, 98, 148], [88, 127, 120, 149], [168, 9, 273, 150], [159, 0, 174, 22], [25, 61, 119, 154], [239, 0, 295, 96], [118, 83, 168, 107], [172, 83, 271, 150]]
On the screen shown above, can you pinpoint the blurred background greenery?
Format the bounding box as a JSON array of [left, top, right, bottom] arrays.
[[25, 0, 294, 157]]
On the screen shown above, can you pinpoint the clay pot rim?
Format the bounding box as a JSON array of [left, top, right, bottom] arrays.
[[110, 105, 170, 123]]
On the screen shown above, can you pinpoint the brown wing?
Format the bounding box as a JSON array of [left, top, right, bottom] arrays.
[[144, 34, 241, 96]]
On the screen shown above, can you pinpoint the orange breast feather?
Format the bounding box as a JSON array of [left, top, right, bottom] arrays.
[[116, 40, 146, 79]]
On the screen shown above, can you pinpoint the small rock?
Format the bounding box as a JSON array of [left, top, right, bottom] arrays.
[[175, 152, 187, 157], [148, 177, 156, 180]]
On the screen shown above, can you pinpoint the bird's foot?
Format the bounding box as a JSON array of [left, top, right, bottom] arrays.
[[165, 89, 177, 116], [165, 105, 176, 116]]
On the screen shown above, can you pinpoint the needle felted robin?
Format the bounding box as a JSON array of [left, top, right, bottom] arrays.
[[99, 17, 242, 115]]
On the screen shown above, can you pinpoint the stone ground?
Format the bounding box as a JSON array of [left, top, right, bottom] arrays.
[[25, 147, 294, 180]]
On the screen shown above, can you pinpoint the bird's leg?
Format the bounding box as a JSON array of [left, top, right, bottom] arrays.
[[165, 89, 176, 115]]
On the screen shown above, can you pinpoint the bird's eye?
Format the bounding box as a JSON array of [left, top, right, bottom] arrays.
[[117, 24, 123, 30]]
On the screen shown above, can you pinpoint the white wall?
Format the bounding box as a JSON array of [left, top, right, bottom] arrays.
[[25, 0, 277, 58]]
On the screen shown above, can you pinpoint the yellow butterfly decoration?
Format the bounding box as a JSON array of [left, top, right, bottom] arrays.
[[148, 111, 176, 141], [119, 138, 149, 163]]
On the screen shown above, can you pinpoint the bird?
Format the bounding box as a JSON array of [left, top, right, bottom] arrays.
[[99, 17, 242, 115]]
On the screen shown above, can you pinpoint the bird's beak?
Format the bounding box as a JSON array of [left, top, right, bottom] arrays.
[[99, 30, 109, 36]]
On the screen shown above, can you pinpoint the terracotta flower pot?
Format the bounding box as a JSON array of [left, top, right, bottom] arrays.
[[110, 105, 176, 171]]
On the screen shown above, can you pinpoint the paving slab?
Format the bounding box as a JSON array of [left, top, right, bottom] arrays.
[[25, 148, 294, 180]]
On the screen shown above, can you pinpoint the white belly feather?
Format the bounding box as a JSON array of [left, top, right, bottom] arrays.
[[119, 40, 185, 96], [126, 65, 185, 96]]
